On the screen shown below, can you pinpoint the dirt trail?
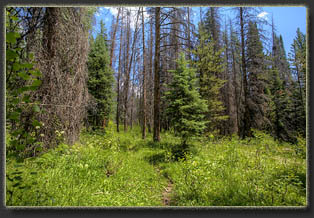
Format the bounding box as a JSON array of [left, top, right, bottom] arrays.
[[153, 166, 174, 206], [162, 180, 173, 206]]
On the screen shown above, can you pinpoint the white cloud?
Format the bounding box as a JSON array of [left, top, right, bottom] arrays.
[[95, 10, 101, 17], [103, 7, 119, 17], [257, 11, 269, 20], [102, 7, 149, 29]]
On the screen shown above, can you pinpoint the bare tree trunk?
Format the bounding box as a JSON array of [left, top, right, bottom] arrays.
[[153, 7, 161, 142], [109, 8, 121, 69], [147, 16, 154, 134], [187, 7, 192, 60], [239, 7, 251, 138], [116, 11, 124, 132], [141, 7, 147, 139], [130, 58, 137, 130], [123, 10, 131, 132], [100, 8, 120, 129], [231, 39, 239, 133], [230, 22, 239, 135], [124, 8, 141, 132]]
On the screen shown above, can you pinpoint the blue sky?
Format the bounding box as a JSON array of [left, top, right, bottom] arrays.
[[94, 7, 306, 55], [259, 7, 306, 53]]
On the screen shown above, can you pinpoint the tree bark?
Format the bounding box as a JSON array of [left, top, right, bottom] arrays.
[[153, 7, 161, 142], [230, 21, 240, 135], [187, 7, 192, 60], [239, 7, 252, 138], [116, 11, 124, 132], [109, 8, 121, 69], [148, 16, 154, 134], [124, 8, 141, 132], [142, 7, 147, 139], [123, 9, 131, 132]]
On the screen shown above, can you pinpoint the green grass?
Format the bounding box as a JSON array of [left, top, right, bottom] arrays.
[[6, 124, 307, 207], [160, 131, 306, 206]]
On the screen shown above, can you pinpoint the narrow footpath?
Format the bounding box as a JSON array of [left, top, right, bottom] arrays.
[[162, 180, 173, 206]]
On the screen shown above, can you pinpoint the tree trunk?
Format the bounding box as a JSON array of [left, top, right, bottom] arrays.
[[148, 16, 154, 134], [124, 8, 140, 132], [116, 10, 124, 132], [239, 7, 252, 138], [142, 7, 147, 139], [230, 22, 240, 135], [153, 7, 161, 142], [109, 8, 121, 69], [123, 10, 131, 132], [187, 7, 192, 60]]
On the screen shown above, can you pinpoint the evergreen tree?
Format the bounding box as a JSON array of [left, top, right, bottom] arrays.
[[195, 25, 227, 134], [87, 20, 114, 128], [246, 21, 270, 130], [164, 53, 207, 146], [289, 28, 306, 137], [268, 68, 295, 142], [267, 29, 295, 142], [203, 7, 221, 52], [272, 33, 291, 86]]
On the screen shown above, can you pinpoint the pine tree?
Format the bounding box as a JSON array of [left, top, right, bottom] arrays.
[[268, 68, 296, 142], [246, 21, 270, 130], [195, 25, 227, 134], [268, 26, 295, 142], [272, 33, 291, 86], [164, 53, 207, 146], [203, 7, 221, 52], [289, 28, 306, 137], [87, 20, 114, 128], [235, 7, 266, 138]]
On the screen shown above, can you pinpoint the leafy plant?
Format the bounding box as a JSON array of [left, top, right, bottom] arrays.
[[6, 9, 43, 158]]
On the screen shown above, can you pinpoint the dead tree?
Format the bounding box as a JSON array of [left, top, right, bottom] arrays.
[[153, 7, 161, 142]]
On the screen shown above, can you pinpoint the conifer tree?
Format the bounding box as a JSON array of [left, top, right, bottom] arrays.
[[272, 32, 291, 86], [268, 27, 295, 142], [268, 68, 295, 142], [87, 20, 114, 128], [164, 53, 207, 146], [246, 21, 270, 130], [195, 25, 227, 134], [203, 7, 221, 52], [289, 28, 306, 137]]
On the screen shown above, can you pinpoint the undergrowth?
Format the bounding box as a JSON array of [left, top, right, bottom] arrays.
[[6, 124, 306, 206]]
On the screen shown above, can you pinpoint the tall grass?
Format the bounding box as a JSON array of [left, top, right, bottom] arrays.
[[160, 131, 306, 206], [6, 124, 306, 206]]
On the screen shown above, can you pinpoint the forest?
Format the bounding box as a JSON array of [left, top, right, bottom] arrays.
[[5, 6, 306, 206]]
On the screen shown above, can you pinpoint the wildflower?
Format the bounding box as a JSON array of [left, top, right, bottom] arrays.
[[192, 161, 197, 166]]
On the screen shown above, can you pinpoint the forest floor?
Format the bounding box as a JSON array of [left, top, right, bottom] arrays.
[[6, 123, 307, 207]]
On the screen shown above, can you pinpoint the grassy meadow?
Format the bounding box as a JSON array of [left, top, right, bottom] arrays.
[[6, 122, 306, 207]]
